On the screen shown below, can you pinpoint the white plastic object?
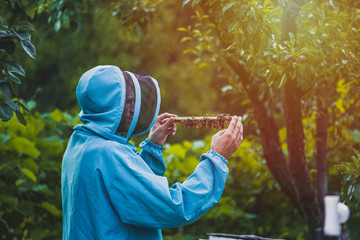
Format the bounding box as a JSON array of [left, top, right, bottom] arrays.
[[337, 202, 350, 224], [323, 195, 350, 236]]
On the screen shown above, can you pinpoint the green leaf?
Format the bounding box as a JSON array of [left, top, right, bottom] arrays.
[[308, 28, 316, 35], [263, 51, 273, 57], [14, 25, 35, 32], [348, 185, 354, 198], [349, 130, 360, 143], [20, 39, 36, 59], [0, 134, 11, 144], [12, 29, 30, 40], [271, 18, 280, 23], [14, 100, 30, 112], [22, 100, 36, 111], [8, 137, 40, 158], [0, 30, 10, 37], [23, 168, 37, 182], [3, 98, 20, 112], [1, 61, 25, 76], [23, 158, 38, 173], [180, 36, 191, 43], [32, 185, 47, 192], [50, 108, 67, 122], [251, 7, 257, 21], [228, 20, 240, 33], [15, 110, 26, 126], [244, 213, 257, 219], [25, 7, 36, 19], [10, 80, 19, 95], [222, 3, 235, 15], [354, 185, 360, 200], [335, 98, 345, 114], [264, 0, 270, 8], [329, 0, 339, 10], [15, 178, 25, 186], [0, 103, 13, 121], [41, 202, 62, 217], [0, 80, 10, 97], [9, 72, 21, 84], [54, 20, 61, 32], [279, 73, 287, 88], [266, 71, 274, 86]]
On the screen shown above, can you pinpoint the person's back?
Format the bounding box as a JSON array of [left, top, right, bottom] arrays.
[[61, 65, 243, 239], [62, 130, 166, 239]]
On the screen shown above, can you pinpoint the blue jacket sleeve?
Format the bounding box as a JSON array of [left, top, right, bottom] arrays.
[[108, 149, 228, 229], [138, 138, 166, 176]]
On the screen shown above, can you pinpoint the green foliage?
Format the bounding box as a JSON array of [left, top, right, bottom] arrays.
[[336, 148, 360, 211], [10, 0, 164, 33], [35, 0, 97, 32], [181, 0, 360, 96], [0, 9, 36, 125], [110, 0, 165, 36], [0, 102, 75, 239]]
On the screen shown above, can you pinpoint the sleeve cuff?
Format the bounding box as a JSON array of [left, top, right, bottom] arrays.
[[205, 150, 228, 165], [139, 138, 165, 151]]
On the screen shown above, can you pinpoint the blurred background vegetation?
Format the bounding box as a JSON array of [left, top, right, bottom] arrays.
[[0, 0, 359, 239]]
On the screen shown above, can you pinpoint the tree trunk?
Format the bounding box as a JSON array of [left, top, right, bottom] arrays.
[[315, 86, 328, 215], [225, 59, 302, 214], [284, 78, 322, 235], [281, 1, 323, 238]]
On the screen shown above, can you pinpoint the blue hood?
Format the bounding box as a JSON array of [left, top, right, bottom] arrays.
[[74, 65, 161, 143]]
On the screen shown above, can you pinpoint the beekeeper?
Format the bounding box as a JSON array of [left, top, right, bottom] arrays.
[[61, 65, 243, 239]]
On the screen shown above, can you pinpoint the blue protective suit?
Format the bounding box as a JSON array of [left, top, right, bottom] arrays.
[[61, 65, 229, 240]]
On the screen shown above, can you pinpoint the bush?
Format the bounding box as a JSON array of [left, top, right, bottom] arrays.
[[0, 102, 75, 239]]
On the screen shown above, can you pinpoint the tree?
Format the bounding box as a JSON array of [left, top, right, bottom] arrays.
[[0, 0, 37, 125], [179, 0, 359, 239]]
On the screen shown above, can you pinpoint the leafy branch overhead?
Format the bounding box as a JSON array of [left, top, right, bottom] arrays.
[[0, 0, 164, 126], [0, 15, 36, 125]]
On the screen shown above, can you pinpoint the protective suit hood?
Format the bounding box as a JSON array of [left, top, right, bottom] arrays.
[[74, 65, 161, 142]]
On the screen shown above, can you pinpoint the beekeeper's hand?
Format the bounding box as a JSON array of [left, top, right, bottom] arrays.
[[148, 113, 177, 146], [210, 116, 243, 159]]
